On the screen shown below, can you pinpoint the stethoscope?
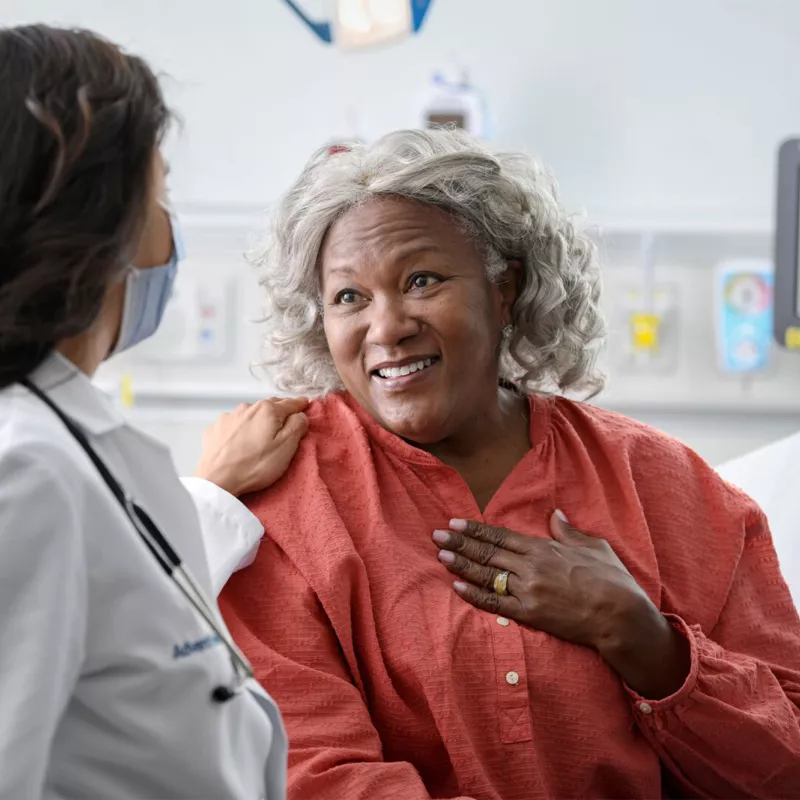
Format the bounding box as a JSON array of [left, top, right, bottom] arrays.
[[21, 379, 253, 704]]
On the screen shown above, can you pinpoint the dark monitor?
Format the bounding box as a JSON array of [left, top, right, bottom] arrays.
[[775, 138, 800, 349]]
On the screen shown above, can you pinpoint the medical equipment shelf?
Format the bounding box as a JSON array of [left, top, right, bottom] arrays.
[[174, 202, 773, 240], [95, 380, 274, 409], [589, 216, 771, 238], [599, 398, 800, 416], [94, 379, 800, 417]]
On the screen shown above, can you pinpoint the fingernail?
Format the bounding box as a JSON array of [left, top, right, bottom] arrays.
[[453, 581, 468, 593], [449, 519, 468, 531], [432, 530, 451, 545], [437, 550, 455, 564], [555, 509, 569, 524]]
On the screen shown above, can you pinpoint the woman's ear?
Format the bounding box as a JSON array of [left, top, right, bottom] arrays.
[[497, 259, 523, 325]]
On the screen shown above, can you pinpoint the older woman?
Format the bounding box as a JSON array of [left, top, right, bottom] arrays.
[[221, 129, 800, 800]]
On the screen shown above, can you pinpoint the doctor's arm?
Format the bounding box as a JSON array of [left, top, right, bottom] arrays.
[[220, 537, 476, 800], [0, 448, 87, 798], [182, 397, 309, 595]]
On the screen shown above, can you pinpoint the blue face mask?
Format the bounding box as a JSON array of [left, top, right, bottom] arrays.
[[111, 208, 185, 356]]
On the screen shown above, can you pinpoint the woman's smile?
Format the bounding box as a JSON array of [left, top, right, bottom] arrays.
[[369, 355, 441, 391]]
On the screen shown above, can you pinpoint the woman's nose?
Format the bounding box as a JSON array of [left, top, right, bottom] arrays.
[[365, 296, 421, 347]]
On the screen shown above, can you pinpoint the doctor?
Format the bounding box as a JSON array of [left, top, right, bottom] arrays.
[[0, 25, 306, 799]]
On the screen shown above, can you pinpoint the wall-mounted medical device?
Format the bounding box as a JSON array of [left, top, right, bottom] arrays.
[[129, 273, 235, 364], [283, 0, 434, 50], [616, 235, 679, 374], [415, 66, 488, 138], [715, 260, 774, 374], [618, 284, 679, 374], [774, 138, 800, 349]]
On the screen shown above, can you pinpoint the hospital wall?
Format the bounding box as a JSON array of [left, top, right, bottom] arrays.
[[6, 0, 800, 474]]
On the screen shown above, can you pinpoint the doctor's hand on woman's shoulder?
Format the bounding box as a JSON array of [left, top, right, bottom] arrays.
[[195, 398, 309, 497]]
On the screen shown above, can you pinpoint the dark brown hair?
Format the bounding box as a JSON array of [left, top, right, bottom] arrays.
[[0, 25, 169, 387]]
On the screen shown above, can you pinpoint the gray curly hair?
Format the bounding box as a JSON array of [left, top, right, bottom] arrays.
[[254, 128, 606, 396]]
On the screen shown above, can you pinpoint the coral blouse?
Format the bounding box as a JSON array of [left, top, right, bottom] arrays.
[[221, 393, 800, 799]]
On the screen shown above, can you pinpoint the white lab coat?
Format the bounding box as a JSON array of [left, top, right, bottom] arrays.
[[718, 436, 800, 607], [0, 352, 286, 800], [182, 476, 266, 597]]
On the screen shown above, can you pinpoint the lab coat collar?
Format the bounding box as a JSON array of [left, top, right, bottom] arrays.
[[28, 351, 126, 437]]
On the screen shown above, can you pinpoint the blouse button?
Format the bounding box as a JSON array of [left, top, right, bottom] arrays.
[[505, 671, 520, 685], [638, 702, 653, 715], [496, 617, 510, 627]]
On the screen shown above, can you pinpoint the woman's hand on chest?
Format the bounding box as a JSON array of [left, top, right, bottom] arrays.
[[432, 512, 691, 699]]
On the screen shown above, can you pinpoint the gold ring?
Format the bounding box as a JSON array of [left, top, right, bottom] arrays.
[[493, 570, 510, 597]]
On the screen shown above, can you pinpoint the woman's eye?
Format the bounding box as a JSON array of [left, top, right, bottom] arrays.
[[409, 273, 442, 290], [334, 290, 359, 305]]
